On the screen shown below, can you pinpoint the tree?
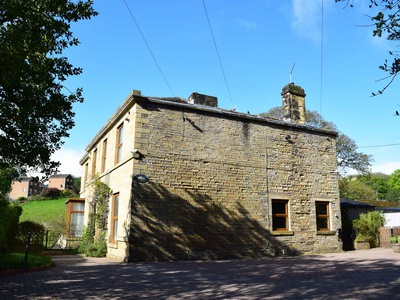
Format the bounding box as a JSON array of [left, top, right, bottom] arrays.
[[358, 172, 389, 200], [336, 0, 400, 94], [262, 107, 337, 131], [0, 1, 97, 186], [72, 176, 81, 194], [260, 107, 373, 174], [0, 167, 18, 197], [340, 177, 377, 200], [387, 169, 400, 201]]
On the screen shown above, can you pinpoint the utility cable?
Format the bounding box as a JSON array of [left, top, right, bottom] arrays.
[[320, 0, 324, 114], [202, 0, 235, 109], [359, 143, 400, 149], [123, 0, 175, 97]]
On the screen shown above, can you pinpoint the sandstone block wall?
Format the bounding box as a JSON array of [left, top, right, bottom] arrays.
[[128, 100, 342, 260]]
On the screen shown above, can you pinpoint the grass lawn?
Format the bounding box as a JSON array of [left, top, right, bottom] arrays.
[[0, 252, 52, 271], [19, 198, 67, 224]]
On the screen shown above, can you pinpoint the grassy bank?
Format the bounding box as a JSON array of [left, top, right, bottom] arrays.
[[0, 252, 52, 271], [19, 198, 66, 224]]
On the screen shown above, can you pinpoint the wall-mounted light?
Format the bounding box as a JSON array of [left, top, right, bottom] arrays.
[[131, 149, 141, 159]]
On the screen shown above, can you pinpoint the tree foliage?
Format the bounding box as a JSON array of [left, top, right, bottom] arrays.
[[357, 173, 389, 200], [339, 171, 400, 201], [336, 0, 400, 94], [339, 177, 377, 200], [387, 169, 400, 200], [260, 107, 373, 174], [0, 198, 22, 255], [0, 1, 97, 181], [0, 167, 18, 197], [336, 134, 372, 174]]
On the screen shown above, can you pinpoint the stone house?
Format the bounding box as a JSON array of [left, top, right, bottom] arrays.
[[79, 83, 342, 261], [48, 174, 74, 191], [9, 176, 43, 199]]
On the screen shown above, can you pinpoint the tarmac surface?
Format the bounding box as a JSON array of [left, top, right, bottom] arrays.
[[1, 248, 400, 299]]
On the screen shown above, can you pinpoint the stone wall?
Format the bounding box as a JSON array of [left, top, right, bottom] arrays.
[[128, 100, 342, 260], [380, 226, 400, 248]]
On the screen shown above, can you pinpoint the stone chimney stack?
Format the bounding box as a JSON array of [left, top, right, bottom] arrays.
[[188, 92, 218, 108], [281, 83, 306, 125]]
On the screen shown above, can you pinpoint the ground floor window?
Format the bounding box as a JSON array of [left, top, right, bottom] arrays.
[[272, 200, 289, 231], [110, 193, 119, 243], [316, 201, 330, 231], [66, 199, 85, 237]]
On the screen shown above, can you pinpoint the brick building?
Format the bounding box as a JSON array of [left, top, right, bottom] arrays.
[[9, 177, 43, 199], [80, 84, 342, 261], [48, 174, 74, 191]]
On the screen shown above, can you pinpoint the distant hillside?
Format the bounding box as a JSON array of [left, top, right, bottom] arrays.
[[19, 199, 66, 225]]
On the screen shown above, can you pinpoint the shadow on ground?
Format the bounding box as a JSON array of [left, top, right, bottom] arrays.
[[1, 250, 400, 299]]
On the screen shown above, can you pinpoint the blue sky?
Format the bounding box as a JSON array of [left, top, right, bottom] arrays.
[[52, 0, 400, 177]]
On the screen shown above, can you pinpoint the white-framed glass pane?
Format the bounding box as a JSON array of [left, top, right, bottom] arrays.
[[70, 212, 84, 237]]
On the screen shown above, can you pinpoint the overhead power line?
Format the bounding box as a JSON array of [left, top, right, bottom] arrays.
[[320, 0, 324, 114], [359, 143, 400, 149], [123, 0, 175, 97], [202, 0, 235, 109]]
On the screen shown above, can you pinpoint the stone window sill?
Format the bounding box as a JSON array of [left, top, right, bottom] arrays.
[[271, 231, 294, 236], [316, 230, 335, 235], [108, 242, 118, 249]]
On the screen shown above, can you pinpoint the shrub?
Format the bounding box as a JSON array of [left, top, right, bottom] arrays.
[[77, 176, 111, 258], [14, 221, 45, 254], [83, 231, 107, 257], [353, 211, 385, 247], [390, 236, 399, 243], [78, 217, 107, 257], [41, 187, 61, 199], [60, 189, 78, 198], [28, 194, 44, 201], [0, 199, 22, 255], [17, 196, 26, 202], [78, 217, 95, 254]]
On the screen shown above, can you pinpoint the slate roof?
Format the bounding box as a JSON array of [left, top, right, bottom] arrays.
[[49, 174, 72, 179]]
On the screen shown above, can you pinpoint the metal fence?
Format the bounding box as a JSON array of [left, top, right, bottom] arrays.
[[43, 230, 61, 250]]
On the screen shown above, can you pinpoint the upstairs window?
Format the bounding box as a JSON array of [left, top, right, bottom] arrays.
[[92, 148, 97, 175], [272, 200, 289, 231], [316, 201, 330, 231], [115, 124, 124, 164], [84, 163, 89, 182], [101, 139, 107, 173]]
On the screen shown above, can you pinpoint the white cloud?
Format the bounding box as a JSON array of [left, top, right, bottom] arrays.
[[238, 19, 257, 30], [372, 161, 400, 175], [291, 0, 321, 42], [52, 147, 85, 177], [26, 147, 83, 180]]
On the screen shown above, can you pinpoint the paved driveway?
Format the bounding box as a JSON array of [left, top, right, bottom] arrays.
[[1, 248, 400, 299]]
